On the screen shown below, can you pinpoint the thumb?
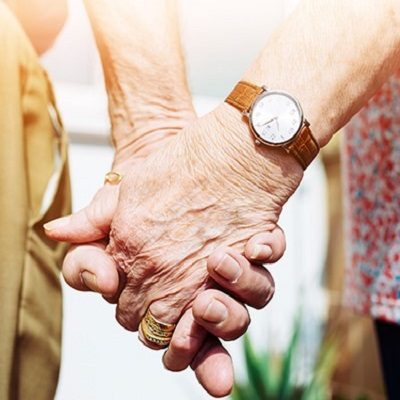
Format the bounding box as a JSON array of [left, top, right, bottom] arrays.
[[62, 242, 121, 299], [44, 185, 119, 243]]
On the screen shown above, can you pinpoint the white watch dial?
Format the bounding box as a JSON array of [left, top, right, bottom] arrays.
[[250, 91, 303, 145]]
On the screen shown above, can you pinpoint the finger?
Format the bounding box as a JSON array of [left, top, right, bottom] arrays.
[[245, 226, 286, 263], [163, 313, 234, 398], [191, 336, 234, 398], [116, 268, 198, 339], [44, 185, 119, 243], [192, 289, 250, 341], [163, 288, 251, 371], [162, 309, 207, 372], [116, 226, 284, 337], [135, 298, 188, 351], [62, 242, 120, 299], [207, 247, 275, 309]]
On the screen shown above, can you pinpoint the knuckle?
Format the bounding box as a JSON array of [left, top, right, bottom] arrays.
[[224, 313, 250, 341], [110, 224, 131, 250], [276, 226, 286, 248], [237, 309, 251, 331], [253, 268, 275, 308], [253, 283, 275, 309], [169, 335, 191, 354], [116, 306, 137, 332], [62, 248, 81, 286], [62, 253, 74, 277], [207, 247, 230, 272]]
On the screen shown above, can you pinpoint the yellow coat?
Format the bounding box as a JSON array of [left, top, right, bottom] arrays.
[[0, 3, 70, 399]]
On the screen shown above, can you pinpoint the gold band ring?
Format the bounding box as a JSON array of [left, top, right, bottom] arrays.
[[139, 309, 176, 347], [104, 171, 123, 185]]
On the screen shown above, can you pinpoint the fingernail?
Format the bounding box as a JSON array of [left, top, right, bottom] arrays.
[[251, 244, 272, 260], [214, 254, 242, 283], [80, 271, 100, 293], [43, 216, 71, 231], [202, 300, 228, 323]]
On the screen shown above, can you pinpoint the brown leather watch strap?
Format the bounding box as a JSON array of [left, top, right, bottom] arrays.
[[226, 80, 319, 170], [225, 81, 263, 112], [285, 121, 320, 170]]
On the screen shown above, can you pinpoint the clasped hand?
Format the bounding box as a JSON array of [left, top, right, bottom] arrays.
[[45, 104, 302, 397]]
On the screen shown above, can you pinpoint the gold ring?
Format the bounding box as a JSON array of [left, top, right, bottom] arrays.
[[104, 171, 123, 185], [139, 309, 176, 347]]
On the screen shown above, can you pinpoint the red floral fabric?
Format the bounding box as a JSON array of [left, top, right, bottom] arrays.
[[343, 72, 400, 323]]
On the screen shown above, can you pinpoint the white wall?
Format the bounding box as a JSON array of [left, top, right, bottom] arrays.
[[42, 0, 302, 96]]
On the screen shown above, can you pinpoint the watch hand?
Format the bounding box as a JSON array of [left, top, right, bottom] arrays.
[[256, 117, 275, 127], [275, 117, 280, 132]]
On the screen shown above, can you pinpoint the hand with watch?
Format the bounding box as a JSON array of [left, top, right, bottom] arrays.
[[226, 81, 319, 169], [47, 74, 314, 381], [45, 0, 400, 396], [77, 79, 317, 348], [44, 0, 301, 395], [47, 79, 297, 397]]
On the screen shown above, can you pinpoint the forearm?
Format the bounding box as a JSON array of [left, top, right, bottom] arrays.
[[242, 0, 400, 147], [6, 0, 67, 54], [204, 0, 400, 193], [83, 0, 195, 161]]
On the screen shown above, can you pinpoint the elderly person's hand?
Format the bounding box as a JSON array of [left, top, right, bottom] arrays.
[[109, 104, 301, 333], [44, 107, 287, 397], [47, 102, 301, 336], [88, 0, 400, 344], [44, 0, 400, 396], [56, 228, 284, 397]]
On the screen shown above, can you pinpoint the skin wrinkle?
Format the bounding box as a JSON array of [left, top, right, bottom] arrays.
[[40, 7, 399, 394], [119, 260, 209, 330], [83, 0, 194, 152], [203, 106, 303, 204], [81, 0, 400, 342], [111, 190, 279, 330], [114, 200, 274, 330], [104, 101, 289, 332], [244, 0, 400, 147], [107, 108, 290, 329]]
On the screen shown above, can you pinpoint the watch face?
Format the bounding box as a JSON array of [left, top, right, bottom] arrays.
[[249, 91, 303, 145]]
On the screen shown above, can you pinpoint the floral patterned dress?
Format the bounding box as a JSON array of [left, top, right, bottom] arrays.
[[343, 72, 400, 324]]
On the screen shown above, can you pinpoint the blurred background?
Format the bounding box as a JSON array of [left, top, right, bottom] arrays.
[[33, 0, 384, 399]]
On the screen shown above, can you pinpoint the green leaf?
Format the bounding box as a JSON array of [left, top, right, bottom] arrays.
[[277, 317, 301, 400], [232, 382, 263, 400], [243, 334, 269, 400], [231, 384, 250, 400]]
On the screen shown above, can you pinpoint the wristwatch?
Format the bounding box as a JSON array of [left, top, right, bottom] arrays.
[[225, 81, 319, 170]]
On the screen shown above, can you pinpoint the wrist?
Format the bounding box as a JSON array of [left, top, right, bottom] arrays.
[[112, 105, 196, 168], [213, 103, 303, 194], [183, 103, 304, 209]]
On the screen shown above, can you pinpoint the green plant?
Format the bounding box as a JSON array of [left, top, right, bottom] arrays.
[[231, 319, 369, 400]]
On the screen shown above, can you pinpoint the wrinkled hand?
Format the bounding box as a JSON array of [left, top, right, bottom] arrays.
[[103, 104, 302, 332], [47, 103, 301, 396], [45, 165, 286, 397], [59, 228, 285, 397], [45, 106, 294, 397]]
